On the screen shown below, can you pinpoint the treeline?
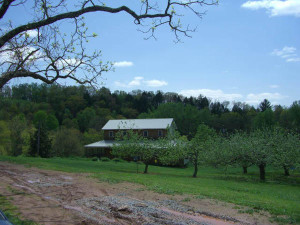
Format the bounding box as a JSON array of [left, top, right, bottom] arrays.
[[0, 83, 299, 157]]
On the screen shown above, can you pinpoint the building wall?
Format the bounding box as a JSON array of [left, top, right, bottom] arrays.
[[104, 129, 167, 140]]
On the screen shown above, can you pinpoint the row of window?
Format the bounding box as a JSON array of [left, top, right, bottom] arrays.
[[109, 130, 163, 138]]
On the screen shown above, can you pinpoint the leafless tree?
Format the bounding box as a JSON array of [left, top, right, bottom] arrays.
[[0, 0, 217, 88]]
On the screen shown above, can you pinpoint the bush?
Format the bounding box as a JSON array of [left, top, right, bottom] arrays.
[[92, 157, 99, 161], [112, 158, 126, 163], [100, 157, 110, 162]]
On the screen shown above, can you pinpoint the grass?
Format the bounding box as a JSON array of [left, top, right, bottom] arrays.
[[0, 186, 38, 225], [0, 156, 299, 223]]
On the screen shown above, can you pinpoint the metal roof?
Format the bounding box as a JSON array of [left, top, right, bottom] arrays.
[[84, 140, 115, 148], [102, 118, 174, 130]]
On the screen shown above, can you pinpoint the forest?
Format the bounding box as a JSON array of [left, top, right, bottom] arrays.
[[0, 83, 299, 160]]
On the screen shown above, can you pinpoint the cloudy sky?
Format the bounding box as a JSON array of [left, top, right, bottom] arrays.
[[5, 0, 300, 106]]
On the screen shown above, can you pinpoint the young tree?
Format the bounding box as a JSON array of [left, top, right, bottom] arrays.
[[187, 124, 216, 178], [0, 1, 217, 88]]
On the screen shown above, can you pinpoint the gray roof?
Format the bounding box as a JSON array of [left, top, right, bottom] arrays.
[[84, 140, 115, 148], [102, 118, 174, 130]]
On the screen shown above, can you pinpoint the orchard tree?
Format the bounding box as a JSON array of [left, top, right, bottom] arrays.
[[229, 131, 252, 174], [188, 124, 216, 178], [272, 128, 300, 176], [112, 130, 154, 174], [248, 128, 275, 181], [0, 0, 217, 88]]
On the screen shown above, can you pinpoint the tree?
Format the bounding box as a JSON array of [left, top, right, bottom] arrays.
[[229, 131, 252, 174], [77, 107, 96, 132], [187, 124, 216, 178], [112, 130, 153, 173], [252, 108, 275, 130], [271, 128, 300, 176], [52, 128, 83, 157], [29, 124, 51, 157], [9, 114, 27, 156], [259, 99, 271, 112], [0, 120, 10, 155], [0, 1, 217, 88], [248, 128, 275, 181]]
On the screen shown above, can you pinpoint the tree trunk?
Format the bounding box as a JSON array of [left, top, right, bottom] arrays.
[[193, 163, 198, 178], [259, 164, 265, 181], [283, 166, 290, 176], [144, 163, 149, 174], [243, 166, 248, 174]]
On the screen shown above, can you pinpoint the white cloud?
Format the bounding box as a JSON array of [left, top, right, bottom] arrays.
[[26, 30, 38, 38], [0, 45, 41, 64], [179, 89, 243, 102], [271, 46, 300, 62], [114, 61, 133, 67], [270, 84, 279, 88], [143, 79, 168, 87], [242, 0, 300, 17], [115, 76, 168, 88], [128, 76, 143, 86], [271, 46, 296, 56], [286, 57, 300, 62], [114, 81, 128, 88], [246, 92, 287, 104]]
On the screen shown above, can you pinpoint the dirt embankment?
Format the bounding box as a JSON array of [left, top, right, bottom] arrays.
[[0, 162, 276, 225]]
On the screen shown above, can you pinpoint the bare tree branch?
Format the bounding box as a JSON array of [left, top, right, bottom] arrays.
[[0, 0, 217, 89]]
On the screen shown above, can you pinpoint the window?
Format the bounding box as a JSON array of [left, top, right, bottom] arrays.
[[143, 130, 148, 137], [123, 131, 127, 136], [109, 131, 114, 138], [158, 130, 163, 137]]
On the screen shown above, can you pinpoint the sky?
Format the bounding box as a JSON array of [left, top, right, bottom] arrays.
[[3, 0, 300, 107]]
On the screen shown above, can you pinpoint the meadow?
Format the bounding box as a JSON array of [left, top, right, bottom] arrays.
[[0, 156, 299, 224]]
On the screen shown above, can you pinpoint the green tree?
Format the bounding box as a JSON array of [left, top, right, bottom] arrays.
[[259, 99, 272, 112], [112, 129, 182, 174], [188, 124, 216, 178], [52, 128, 83, 157], [248, 128, 275, 181], [29, 125, 51, 157], [252, 109, 275, 130], [229, 131, 253, 174], [77, 107, 96, 132], [46, 114, 59, 131], [9, 115, 27, 156], [272, 128, 300, 176], [0, 120, 10, 155]]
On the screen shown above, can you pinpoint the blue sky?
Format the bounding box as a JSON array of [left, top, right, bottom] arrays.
[[4, 1, 300, 107]]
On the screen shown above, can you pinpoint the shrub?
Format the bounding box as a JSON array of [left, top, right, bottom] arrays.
[[92, 157, 99, 161], [112, 158, 126, 163], [100, 157, 110, 162]]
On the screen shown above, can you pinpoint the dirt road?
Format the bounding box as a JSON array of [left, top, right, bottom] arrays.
[[0, 162, 276, 225]]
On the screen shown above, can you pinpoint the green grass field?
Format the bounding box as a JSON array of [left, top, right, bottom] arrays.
[[1, 156, 299, 224]]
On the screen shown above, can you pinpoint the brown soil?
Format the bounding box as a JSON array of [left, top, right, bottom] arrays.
[[0, 162, 277, 225]]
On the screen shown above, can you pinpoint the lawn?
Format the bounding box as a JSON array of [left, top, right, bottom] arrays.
[[0, 156, 299, 224]]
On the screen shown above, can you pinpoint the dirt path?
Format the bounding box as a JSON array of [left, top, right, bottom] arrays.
[[0, 162, 276, 225]]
